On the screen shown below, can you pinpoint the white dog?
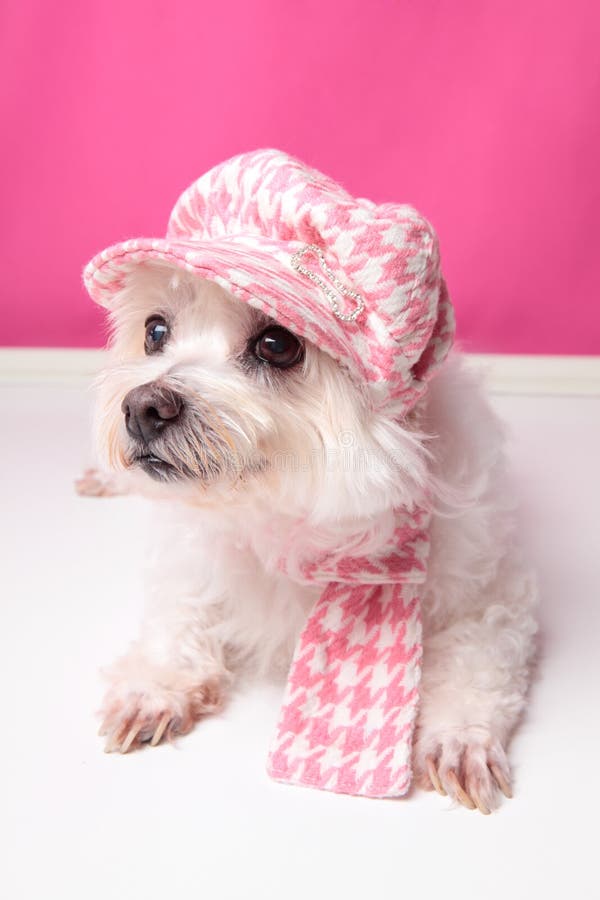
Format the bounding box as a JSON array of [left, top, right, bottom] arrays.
[[79, 258, 536, 814], [79, 150, 537, 814]]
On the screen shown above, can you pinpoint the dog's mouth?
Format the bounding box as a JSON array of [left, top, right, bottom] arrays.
[[130, 447, 268, 485], [134, 453, 178, 481]]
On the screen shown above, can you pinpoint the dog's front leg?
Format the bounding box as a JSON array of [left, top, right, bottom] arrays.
[[98, 596, 230, 753], [412, 564, 537, 813], [75, 467, 170, 499]]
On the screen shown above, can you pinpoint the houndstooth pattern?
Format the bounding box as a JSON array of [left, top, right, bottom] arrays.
[[267, 580, 422, 797], [268, 507, 428, 797], [83, 150, 455, 798], [84, 148, 454, 412]]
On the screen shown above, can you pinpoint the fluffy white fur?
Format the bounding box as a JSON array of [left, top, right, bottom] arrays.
[[80, 262, 537, 813]]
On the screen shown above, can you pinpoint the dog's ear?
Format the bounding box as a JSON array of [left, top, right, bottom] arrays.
[[306, 410, 429, 523]]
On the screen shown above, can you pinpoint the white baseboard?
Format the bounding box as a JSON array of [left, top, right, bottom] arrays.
[[464, 353, 600, 396], [1, 347, 599, 396], [0, 348, 105, 383]]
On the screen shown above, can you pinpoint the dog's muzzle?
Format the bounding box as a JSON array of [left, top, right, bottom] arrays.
[[122, 382, 183, 479], [122, 382, 182, 443]]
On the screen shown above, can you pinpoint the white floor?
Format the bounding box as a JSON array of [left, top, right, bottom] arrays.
[[1, 379, 599, 900]]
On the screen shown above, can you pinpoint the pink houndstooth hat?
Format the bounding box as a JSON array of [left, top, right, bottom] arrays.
[[84, 148, 454, 413]]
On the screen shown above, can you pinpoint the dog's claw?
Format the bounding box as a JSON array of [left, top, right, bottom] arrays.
[[120, 722, 142, 753], [489, 763, 513, 799], [446, 770, 476, 810], [471, 793, 491, 815], [426, 756, 447, 796], [104, 734, 121, 754], [150, 712, 171, 747]]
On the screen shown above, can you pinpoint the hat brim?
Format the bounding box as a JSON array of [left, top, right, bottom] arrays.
[[83, 235, 366, 379]]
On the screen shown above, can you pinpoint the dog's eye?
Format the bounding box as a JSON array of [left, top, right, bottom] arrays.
[[253, 326, 303, 369], [144, 316, 169, 354]]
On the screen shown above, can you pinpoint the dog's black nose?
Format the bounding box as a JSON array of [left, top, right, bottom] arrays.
[[122, 383, 183, 444]]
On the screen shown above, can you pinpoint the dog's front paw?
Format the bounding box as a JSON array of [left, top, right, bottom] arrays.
[[75, 468, 124, 498], [98, 661, 225, 753], [413, 725, 512, 814]]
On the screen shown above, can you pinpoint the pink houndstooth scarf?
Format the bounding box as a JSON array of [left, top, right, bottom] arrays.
[[268, 506, 429, 797], [84, 149, 455, 798]]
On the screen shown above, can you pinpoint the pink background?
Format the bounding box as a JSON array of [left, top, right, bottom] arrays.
[[1, 0, 599, 353]]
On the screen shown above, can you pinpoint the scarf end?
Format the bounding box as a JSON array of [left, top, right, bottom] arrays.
[[267, 753, 413, 798]]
